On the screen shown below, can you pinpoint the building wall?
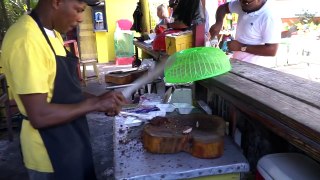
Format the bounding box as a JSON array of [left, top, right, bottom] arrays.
[[78, 7, 98, 61], [93, 0, 220, 63], [96, 0, 138, 63]]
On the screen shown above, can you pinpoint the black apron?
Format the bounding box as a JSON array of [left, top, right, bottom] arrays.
[[29, 11, 97, 180]]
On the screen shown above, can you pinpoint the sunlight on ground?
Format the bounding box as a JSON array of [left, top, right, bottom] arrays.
[[274, 34, 320, 82]]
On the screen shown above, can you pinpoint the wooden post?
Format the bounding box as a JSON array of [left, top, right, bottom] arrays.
[[192, 23, 205, 47]]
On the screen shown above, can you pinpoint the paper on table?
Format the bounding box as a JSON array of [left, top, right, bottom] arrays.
[[144, 39, 153, 44], [123, 117, 143, 127], [148, 33, 156, 40]]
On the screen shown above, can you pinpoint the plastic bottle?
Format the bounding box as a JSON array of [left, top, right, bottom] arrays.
[[221, 40, 228, 52], [133, 91, 140, 104], [205, 33, 211, 47], [221, 36, 233, 54], [210, 36, 219, 48]]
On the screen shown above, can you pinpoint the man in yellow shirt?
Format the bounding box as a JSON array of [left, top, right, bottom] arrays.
[[0, 0, 126, 179]]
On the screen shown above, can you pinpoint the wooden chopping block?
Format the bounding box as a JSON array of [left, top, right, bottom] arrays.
[[105, 69, 147, 85], [142, 114, 225, 159]]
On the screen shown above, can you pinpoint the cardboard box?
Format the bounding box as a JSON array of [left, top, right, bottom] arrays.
[[165, 32, 193, 55]]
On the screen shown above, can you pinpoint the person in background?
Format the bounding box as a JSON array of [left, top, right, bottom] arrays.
[[168, 0, 179, 20], [200, 0, 211, 44], [202, 0, 210, 34], [169, 0, 179, 10], [0, 0, 126, 179], [154, 4, 171, 34], [209, 0, 282, 68], [167, 0, 205, 30], [157, 4, 171, 27], [131, 2, 143, 33]]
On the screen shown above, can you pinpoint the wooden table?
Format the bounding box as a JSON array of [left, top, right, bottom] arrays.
[[133, 40, 168, 61], [133, 40, 320, 162], [113, 115, 249, 180], [198, 59, 320, 162]]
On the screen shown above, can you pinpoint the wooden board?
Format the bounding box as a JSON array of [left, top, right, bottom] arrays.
[[142, 114, 225, 159], [105, 69, 147, 85], [230, 59, 320, 109], [199, 65, 320, 162]]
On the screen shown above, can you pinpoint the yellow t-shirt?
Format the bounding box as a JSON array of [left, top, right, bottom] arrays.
[[1, 15, 67, 172]]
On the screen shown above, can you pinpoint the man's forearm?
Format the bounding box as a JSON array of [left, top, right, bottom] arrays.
[[215, 3, 230, 25], [245, 44, 279, 56]]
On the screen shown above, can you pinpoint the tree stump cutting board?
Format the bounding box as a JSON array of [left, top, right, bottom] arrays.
[[142, 114, 226, 159]]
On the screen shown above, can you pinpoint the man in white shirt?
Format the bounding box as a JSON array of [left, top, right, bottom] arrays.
[[210, 0, 282, 68]]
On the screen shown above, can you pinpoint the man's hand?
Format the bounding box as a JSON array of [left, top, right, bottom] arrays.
[[209, 23, 223, 39], [20, 91, 127, 129], [209, 3, 230, 40], [227, 40, 279, 56], [227, 40, 243, 51], [97, 91, 127, 116]]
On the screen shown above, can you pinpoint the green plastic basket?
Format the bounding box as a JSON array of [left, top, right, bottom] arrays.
[[164, 47, 231, 83], [114, 31, 134, 57]]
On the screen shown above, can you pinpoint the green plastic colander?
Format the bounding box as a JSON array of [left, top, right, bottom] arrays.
[[164, 47, 232, 83]]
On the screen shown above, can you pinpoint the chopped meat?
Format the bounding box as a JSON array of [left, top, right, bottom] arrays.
[[149, 116, 169, 126]]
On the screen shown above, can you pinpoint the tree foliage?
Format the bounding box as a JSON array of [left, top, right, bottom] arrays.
[[0, 0, 38, 44]]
